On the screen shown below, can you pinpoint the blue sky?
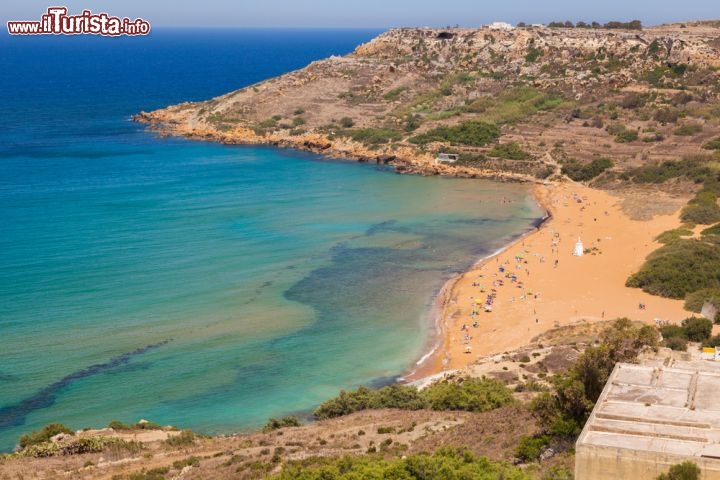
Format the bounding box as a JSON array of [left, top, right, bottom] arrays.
[[4, 0, 717, 28]]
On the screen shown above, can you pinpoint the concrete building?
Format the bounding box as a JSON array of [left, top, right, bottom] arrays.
[[487, 22, 514, 31], [576, 359, 720, 479], [435, 153, 459, 164]]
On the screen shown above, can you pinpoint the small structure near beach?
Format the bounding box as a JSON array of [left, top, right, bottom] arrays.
[[435, 153, 459, 164], [573, 238, 584, 257], [575, 360, 720, 479]]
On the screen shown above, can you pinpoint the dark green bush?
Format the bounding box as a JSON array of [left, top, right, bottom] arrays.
[[702, 334, 720, 348], [314, 384, 425, 419], [615, 129, 639, 143], [624, 157, 713, 184], [108, 420, 132, 430], [525, 47, 542, 63], [665, 337, 688, 351], [653, 107, 679, 124], [674, 123, 703, 136], [515, 435, 550, 461], [275, 447, 530, 480], [339, 117, 354, 128], [656, 460, 700, 480], [263, 416, 301, 432], [345, 128, 401, 145], [621, 93, 647, 109], [627, 239, 720, 298], [488, 142, 530, 160], [561, 158, 613, 181], [681, 191, 720, 225], [172, 456, 200, 469], [703, 137, 720, 150], [314, 378, 513, 419], [409, 120, 500, 146], [164, 430, 195, 447], [682, 317, 713, 342], [684, 288, 720, 314], [660, 325, 686, 339], [655, 228, 693, 244], [423, 377, 515, 412], [19, 423, 73, 449]]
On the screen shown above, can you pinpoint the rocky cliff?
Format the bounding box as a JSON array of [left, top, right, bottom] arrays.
[[135, 21, 720, 184]]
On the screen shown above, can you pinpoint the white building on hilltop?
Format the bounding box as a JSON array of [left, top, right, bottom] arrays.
[[487, 22, 514, 31]]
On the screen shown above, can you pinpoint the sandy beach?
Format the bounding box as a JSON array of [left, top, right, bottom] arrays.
[[406, 181, 691, 380]]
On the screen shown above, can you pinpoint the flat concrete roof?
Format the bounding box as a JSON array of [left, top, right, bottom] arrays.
[[577, 359, 720, 458]]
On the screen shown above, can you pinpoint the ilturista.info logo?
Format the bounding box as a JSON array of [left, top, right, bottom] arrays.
[[7, 7, 151, 36]]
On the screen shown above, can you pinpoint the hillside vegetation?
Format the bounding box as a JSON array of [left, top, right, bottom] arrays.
[[136, 21, 720, 181]]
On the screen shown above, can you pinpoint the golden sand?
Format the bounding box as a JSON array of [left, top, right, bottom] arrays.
[[407, 182, 690, 380]]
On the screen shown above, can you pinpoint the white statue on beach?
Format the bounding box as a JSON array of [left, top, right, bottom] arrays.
[[573, 238, 584, 257]]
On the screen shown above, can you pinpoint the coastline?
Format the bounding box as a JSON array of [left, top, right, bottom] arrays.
[[134, 110, 692, 391], [404, 181, 691, 382], [403, 186, 553, 381]]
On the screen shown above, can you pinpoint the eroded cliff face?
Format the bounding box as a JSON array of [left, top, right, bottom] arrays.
[[135, 22, 720, 182]]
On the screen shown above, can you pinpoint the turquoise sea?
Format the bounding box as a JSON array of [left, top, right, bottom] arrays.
[[0, 28, 543, 451]]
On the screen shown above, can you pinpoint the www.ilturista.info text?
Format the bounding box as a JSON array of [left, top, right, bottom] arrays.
[[7, 7, 150, 35]]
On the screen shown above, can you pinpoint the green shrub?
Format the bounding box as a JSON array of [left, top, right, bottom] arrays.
[[291, 116, 306, 127], [259, 118, 278, 128], [682, 317, 713, 342], [627, 239, 720, 298], [681, 193, 720, 224], [654, 107, 680, 124], [314, 384, 425, 419], [621, 93, 647, 109], [314, 378, 513, 419], [344, 128, 402, 145], [463, 86, 565, 124], [655, 228, 693, 244], [339, 117, 354, 128], [108, 420, 132, 430], [615, 129, 639, 143], [515, 435, 550, 461], [702, 334, 720, 348], [684, 288, 720, 314], [488, 142, 530, 160], [19, 437, 139, 458], [624, 157, 713, 184], [660, 325, 686, 339], [657, 460, 700, 480], [275, 447, 531, 480], [19, 423, 73, 449], [665, 337, 688, 351], [409, 120, 500, 146], [525, 47, 542, 63], [674, 123, 703, 136], [172, 456, 200, 469], [383, 87, 408, 101], [561, 157, 613, 181], [114, 467, 169, 480], [164, 430, 195, 447], [703, 137, 720, 150], [423, 377, 515, 412], [263, 416, 301, 432]]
